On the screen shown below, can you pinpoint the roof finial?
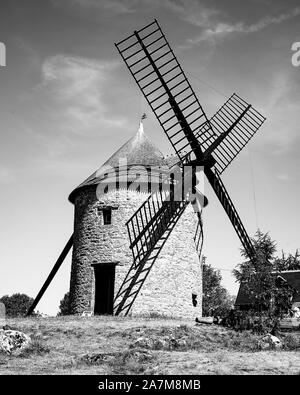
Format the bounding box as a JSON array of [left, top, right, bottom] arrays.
[[138, 113, 147, 136]]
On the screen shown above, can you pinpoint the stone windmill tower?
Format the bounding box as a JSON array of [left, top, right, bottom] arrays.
[[26, 20, 265, 319], [67, 120, 203, 318]]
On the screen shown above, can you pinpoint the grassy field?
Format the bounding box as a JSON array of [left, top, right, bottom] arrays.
[[0, 316, 299, 375]]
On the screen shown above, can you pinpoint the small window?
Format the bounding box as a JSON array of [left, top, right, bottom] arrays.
[[103, 208, 112, 225], [192, 293, 197, 307]]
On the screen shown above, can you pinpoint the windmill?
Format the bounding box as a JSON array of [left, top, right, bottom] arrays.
[[112, 19, 265, 316], [27, 19, 265, 317]]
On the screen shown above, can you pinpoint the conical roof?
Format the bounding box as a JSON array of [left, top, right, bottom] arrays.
[[68, 122, 168, 203], [102, 122, 166, 168]]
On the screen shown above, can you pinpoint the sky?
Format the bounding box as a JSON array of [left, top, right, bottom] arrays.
[[0, 0, 299, 315]]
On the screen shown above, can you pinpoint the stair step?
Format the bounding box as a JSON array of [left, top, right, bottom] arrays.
[[114, 191, 188, 308]]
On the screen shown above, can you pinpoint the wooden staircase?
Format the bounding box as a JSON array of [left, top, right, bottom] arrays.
[[113, 191, 188, 316]]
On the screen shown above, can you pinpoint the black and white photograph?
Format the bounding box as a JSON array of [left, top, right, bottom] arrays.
[[0, 0, 299, 381]]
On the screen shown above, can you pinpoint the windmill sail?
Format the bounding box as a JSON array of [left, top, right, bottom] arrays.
[[115, 19, 213, 163], [205, 168, 256, 260], [114, 19, 266, 315], [197, 94, 266, 174], [27, 20, 266, 317]]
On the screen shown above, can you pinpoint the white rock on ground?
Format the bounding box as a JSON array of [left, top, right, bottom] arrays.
[[0, 329, 31, 355], [259, 334, 282, 350]]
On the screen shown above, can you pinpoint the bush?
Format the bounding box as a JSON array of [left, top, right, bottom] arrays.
[[222, 309, 277, 334], [19, 339, 50, 358], [0, 294, 34, 317], [202, 262, 234, 317], [233, 231, 296, 319], [283, 334, 300, 350], [58, 292, 71, 316]]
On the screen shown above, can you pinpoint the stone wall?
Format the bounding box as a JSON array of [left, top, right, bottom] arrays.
[[69, 185, 202, 318]]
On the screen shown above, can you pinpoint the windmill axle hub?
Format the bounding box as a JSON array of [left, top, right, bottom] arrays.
[[185, 155, 216, 170]]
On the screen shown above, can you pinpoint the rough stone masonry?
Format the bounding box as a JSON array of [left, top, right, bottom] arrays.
[[68, 123, 203, 318]]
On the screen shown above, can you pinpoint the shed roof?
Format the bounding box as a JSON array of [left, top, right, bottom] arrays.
[[235, 270, 300, 306]]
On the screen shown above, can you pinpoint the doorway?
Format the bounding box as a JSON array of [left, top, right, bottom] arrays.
[[93, 263, 116, 315]]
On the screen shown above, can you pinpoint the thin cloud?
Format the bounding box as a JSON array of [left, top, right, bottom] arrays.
[[0, 166, 16, 184], [255, 72, 300, 153], [183, 7, 300, 48], [162, 0, 219, 27], [276, 173, 291, 182], [32, 157, 95, 179], [41, 54, 126, 135], [52, 0, 218, 21], [51, 0, 135, 14], [76, 0, 133, 13]]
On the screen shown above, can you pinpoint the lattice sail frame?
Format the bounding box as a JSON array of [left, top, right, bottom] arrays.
[[198, 94, 265, 174], [115, 20, 266, 169], [112, 19, 266, 315], [27, 20, 267, 318], [115, 19, 212, 163]]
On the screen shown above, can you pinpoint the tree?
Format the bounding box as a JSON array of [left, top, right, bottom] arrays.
[[274, 250, 300, 271], [58, 292, 70, 316], [202, 261, 234, 317], [0, 293, 34, 317], [233, 230, 294, 317], [233, 230, 277, 312]]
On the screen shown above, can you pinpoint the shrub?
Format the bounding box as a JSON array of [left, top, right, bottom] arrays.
[[283, 334, 300, 350], [202, 262, 234, 317], [222, 309, 277, 334], [17, 339, 50, 358], [0, 294, 34, 317], [57, 292, 71, 316]]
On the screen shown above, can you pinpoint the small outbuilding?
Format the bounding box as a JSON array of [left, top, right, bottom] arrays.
[[235, 270, 300, 310]]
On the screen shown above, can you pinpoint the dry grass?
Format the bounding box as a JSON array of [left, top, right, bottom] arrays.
[[0, 316, 299, 375]]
